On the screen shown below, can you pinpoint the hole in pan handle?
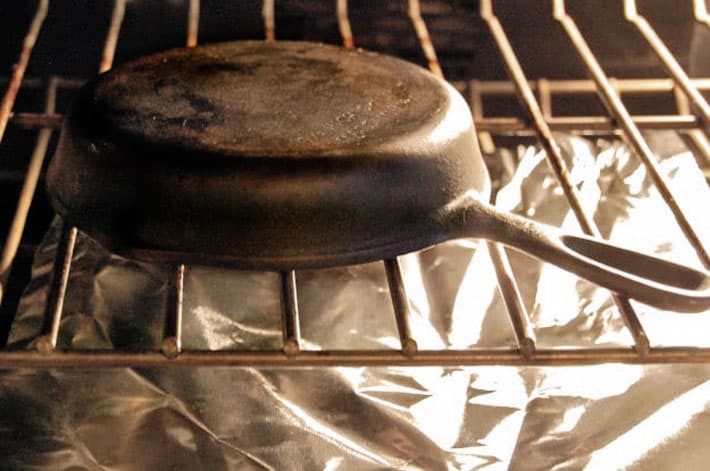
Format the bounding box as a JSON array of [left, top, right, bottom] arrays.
[[445, 193, 710, 313]]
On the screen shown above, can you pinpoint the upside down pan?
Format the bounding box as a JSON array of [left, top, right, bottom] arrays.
[[47, 41, 710, 312]]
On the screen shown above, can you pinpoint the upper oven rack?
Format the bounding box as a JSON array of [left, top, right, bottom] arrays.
[[0, 0, 708, 368]]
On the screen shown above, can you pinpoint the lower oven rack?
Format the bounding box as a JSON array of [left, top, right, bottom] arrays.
[[0, 0, 709, 368]]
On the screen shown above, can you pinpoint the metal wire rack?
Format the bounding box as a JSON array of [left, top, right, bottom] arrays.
[[0, 0, 709, 368]]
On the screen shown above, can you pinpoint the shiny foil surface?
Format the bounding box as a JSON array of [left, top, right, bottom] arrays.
[[2, 132, 710, 470]]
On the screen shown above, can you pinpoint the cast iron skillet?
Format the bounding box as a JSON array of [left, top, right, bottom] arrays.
[[47, 41, 710, 312]]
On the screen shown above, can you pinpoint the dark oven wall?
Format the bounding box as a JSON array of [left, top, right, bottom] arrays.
[[1, 1, 698, 81]]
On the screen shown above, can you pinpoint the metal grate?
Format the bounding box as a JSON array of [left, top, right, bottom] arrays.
[[0, 0, 709, 368]]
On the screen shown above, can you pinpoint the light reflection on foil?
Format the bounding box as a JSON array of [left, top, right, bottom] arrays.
[[585, 380, 710, 470], [2, 132, 710, 469]]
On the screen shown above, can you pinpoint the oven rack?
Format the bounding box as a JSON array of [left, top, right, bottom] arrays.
[[0, 0, 709, 368]]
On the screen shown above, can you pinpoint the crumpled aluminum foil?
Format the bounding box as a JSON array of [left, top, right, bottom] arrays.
[[2, 132, 709, 470]]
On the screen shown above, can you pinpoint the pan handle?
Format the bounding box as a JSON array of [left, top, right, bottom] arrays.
[[446, 193, 710, 313]]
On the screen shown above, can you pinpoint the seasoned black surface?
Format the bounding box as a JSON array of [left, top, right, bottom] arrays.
[[84, 41, 447, 158], [47, 41, 484, 268]]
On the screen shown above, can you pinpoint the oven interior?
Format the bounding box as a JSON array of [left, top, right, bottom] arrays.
[[1, 0, 710, 468], [1, 0, 708, 364]]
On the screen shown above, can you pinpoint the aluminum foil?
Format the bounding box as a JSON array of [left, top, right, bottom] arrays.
[[2, 132, 710, 470]]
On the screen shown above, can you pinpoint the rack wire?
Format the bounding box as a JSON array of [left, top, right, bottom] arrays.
[[0, 0, 708, 368]]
